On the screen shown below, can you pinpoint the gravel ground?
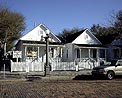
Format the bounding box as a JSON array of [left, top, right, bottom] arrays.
[[0, 78, 122, 98]]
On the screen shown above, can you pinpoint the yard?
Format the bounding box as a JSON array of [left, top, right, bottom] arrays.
[[0, 78, 122, 98]]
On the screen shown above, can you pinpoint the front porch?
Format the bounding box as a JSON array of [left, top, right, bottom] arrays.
[[11, 43, 107, 72], [17, 41, 63, 63], [74, 44, 106, 66]]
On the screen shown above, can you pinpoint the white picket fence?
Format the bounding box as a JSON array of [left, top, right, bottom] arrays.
[[11, 62, 44, 72], [11, 60, 98, 72], [51, 62, 76, 71]]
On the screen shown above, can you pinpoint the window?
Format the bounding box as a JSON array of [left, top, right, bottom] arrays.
[[100, 49, 105, 58], [113, 49, 119, 59], [40, 25, 47, 31], [26, 46, 37, 57], [66, 49, 68, 58], [117, 60, 122, 65]]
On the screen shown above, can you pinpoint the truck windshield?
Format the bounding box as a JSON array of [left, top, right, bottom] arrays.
[[111, 60, 117, 65]]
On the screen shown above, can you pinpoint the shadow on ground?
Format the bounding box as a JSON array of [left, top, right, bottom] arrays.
[[73, 75, 106, 80], [73, 75, 122, 80]]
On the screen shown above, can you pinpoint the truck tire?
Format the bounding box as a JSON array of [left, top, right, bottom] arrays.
[[107, 71, 115, 80]]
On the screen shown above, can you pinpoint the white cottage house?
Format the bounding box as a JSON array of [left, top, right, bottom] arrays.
[[12, 26, 107, 71], [15, 24, 63, 63], [62, 29, 107, 69]]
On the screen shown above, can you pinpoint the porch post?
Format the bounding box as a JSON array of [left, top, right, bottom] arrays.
[[75, 48, 77, 60], [37, 47, 40, 59], [88, 49, 90, 58], [79, 48, 81, 61], [96, 49, 99, 60], [60, 47, 62, 57], [119, 48, 121, 58], [96, 49, 99, 66], [105, 49, 107, 61], [53, 47, 56, 58], [24, 46, 27, 62], [56, 47, 59, 57]]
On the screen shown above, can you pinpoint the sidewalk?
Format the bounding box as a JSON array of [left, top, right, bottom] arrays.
[[0, 70, 92, 80]]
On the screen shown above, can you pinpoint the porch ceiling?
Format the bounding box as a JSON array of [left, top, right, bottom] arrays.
[[112, 45, 122, 48], [74, 44, 107, 49], [23, 44, 63, 47], [22, 41, 63, 47]]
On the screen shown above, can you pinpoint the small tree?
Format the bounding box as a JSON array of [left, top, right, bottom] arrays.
[[0, 6, 26, 51]]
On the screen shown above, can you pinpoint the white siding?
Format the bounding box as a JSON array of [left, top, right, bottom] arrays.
[[62, 44, 73, 62]]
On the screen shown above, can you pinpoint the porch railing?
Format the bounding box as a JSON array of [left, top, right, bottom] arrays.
[[74, 58, 98, 69]]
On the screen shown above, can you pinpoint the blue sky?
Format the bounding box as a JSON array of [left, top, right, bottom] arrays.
[[0, 0, 122, 35]]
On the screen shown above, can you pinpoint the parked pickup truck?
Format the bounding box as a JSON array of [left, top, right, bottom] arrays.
[[92, 59, 122, 79]]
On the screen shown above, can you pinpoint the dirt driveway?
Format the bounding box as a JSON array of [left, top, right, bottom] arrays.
[[0, 78, 122, 98]]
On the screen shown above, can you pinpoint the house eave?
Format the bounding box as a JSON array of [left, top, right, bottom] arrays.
[[22, 40, 63, 47], [74, 44, 107, 49]]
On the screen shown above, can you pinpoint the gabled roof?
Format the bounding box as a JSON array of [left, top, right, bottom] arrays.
[[65, 29, 85, 43], [111, 35, 122, 46], [67, 29, 102, 45], [20, 24, 61, 43]]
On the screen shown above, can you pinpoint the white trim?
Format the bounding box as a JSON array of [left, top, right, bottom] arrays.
[[72, 29, 102, 45], [74, 45, 106, 49], [40, 24, 61, 43], [23, 43, 63, 47], [20, 23, 61, 43]]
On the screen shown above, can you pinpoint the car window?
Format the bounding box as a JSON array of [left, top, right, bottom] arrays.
[[117, 60, 122, 65], [104, 62, 111, 65]]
